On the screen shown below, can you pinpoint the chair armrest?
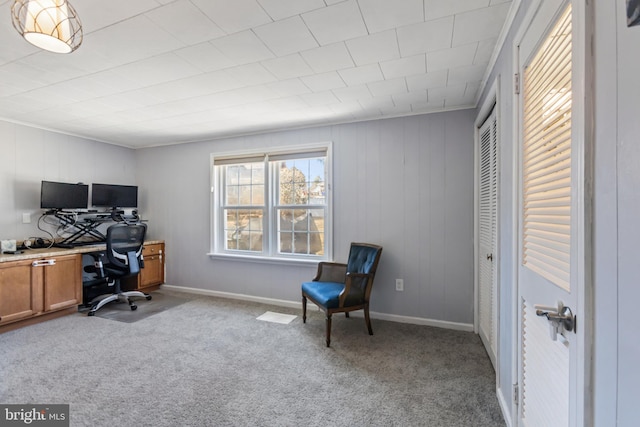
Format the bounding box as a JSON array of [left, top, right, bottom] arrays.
[[313, 262, 347, 282]]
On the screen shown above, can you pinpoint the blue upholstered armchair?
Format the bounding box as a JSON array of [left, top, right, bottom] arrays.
[[302, 242, 383, 347]]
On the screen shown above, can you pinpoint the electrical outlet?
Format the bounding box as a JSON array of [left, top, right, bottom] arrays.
[[395, 278, 404, 291]]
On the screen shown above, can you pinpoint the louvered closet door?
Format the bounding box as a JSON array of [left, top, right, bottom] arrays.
[[516, 1, 587, 426], [478, 106, 498, 367]]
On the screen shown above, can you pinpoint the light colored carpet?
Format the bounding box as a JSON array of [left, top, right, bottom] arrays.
[[0, 290, 505, 427]]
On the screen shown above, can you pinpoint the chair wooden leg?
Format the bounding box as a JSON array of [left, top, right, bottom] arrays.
[[302, 296, 307, 323], [325, 314, 332, 347], [364, 305, 373, 335]]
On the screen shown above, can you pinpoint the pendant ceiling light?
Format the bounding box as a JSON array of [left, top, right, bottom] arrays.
[[11, 0, 83, 54]]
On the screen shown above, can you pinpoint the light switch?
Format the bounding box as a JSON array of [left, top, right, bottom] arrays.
[[22, 212, 31, 224]]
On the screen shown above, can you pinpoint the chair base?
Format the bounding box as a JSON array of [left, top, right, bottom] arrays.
[[302, 294, 372, 347], [88, 291, 152, 316]]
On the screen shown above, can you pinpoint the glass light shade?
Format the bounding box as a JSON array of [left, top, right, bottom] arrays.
[[11, 0, 83, 53]]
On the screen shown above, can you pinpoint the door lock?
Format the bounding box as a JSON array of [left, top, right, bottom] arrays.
[[535, 303, 576, 341]]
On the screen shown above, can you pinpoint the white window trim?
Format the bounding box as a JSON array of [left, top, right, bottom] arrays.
[[208, 142, 333, 263]]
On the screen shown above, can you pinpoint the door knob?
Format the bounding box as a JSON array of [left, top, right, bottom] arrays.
[[535, 304, 576, 340]]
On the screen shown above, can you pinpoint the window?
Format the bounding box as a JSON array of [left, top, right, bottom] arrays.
[[211, 145, 331, 261]]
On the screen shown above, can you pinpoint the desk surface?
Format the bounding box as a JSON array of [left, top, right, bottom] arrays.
[[0, 240, 163, 263]]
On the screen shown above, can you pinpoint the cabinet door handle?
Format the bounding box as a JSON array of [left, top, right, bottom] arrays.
[[32, 259, 56, 267]]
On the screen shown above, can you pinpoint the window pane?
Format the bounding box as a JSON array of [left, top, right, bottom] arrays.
[[225, 163, 265, 206], [277, 158, 325, 205], [225, 209, 263, 251], [278, 208, 324, 255]]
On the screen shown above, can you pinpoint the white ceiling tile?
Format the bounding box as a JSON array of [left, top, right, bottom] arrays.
[[209, 86, 279, 109], [465, 81, 482, 99], [358, 0, 423, 33], [0, 62, 52, 91], [81, 15, 185, 67], [257, 0, 326, 20], [392, 90, 428, 106], [428, 84, 467, 101], [300, 72, 346, 92], [145, 0, 225, 45], [380, 103, 415, 116], [142, 71, 242, 102], [263, 96, 310, 112], [410, 100, 445, 113], [254, 16, 319, 56], [190, 0, 272, 34], [262, 54, 314, 79], [338, 64, 383, 86], [427, 43, 477, 72], [345, 30, 400, 66], [300, 91, 340, 106], [474, 38, 499, 64], [367, 78, 408, 97], [444, 91, 477, 108], [406, 69, 449, 91], [82, 70, 140, 94], [300, 43, 355, 73], [301, 0, 368, 46], [359, 96, 395, 111], [447, 63, 488, 86], [332, 85, 372, 103], [424, 0, 493, 21], [396, 17, 454, 57], [211, 31, 275, 65], [452, 3, 512, 46], [223, 63, 277, 86], [0, 20, 39, 64], [266, 79, 312, 97], [75, 0, 160, 32], [174, 42, 235, 72], [112, 53, 203, 87], [380, 55, 426, 79]]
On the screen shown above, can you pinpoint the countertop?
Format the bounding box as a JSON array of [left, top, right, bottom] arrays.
[[0, 240, 163, 263]]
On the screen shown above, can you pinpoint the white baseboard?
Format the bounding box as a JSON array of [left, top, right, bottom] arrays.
[[161, 284, 474, 332]]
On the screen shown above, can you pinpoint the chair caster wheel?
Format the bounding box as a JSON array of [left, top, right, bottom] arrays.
[[130, 305, 137, 311], [146, 295, 152, 301], [88, 311, 95, 316]]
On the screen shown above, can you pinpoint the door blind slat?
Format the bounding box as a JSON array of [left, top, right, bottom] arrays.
[[522, 3, 573, 292]]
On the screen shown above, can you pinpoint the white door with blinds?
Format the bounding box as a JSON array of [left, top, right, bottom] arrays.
[[478, 105, 498, 367], [516, 1, 588, 426]]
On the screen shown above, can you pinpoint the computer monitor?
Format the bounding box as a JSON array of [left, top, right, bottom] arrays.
[[92, 183, 138, 208], [40, 181, 89, 210]]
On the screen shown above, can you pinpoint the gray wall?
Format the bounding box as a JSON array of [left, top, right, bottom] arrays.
[[136, 110, 477, 325], [593, 1, 640, 426], [0, 120, 136, 241]]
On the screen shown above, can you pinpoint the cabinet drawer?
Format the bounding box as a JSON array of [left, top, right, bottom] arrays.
[[143, 244, 163, 257]]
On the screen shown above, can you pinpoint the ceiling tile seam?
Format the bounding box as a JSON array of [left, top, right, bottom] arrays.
[[254, 0, 275, 23], [354, 0, 372, 36]]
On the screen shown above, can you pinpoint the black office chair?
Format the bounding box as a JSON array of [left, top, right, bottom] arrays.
[[87, 223, 152, 316]]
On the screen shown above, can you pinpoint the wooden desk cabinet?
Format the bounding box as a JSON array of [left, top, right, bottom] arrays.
[[0, 254, 81, 332], [123, 242, 165, 292]]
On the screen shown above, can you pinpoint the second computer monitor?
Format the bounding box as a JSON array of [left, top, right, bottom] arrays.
[[92, 183, 138, 209]]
